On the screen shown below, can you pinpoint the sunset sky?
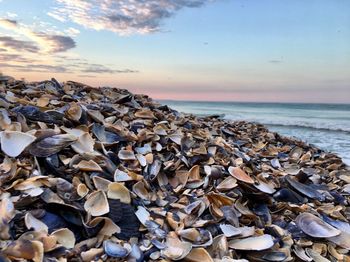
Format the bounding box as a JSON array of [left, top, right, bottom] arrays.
[[0, 0, 349, 102]]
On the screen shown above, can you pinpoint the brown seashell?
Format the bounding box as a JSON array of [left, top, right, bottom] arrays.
[[84, 190, 109, 216], [228, 166, 254, 184], [107, 182, 131, 204], [184, 248, 213, 262]]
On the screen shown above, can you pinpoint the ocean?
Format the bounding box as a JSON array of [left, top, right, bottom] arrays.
[[160, 100, 350, 166]]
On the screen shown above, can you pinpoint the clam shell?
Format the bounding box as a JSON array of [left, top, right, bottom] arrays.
[[228, 234, 274, 251], [50, 228, 75, 249], [217, 176, 237, 191], [103, 240, 130, 258], [296, 213, 341, 238], [107, 182, 131, 204], [184, 248, 213, 262], [118, 149, 136, 160], [162, 232, 193, 260], [228, 167, 254, 184], [74, 160, 102, 172], [0, 131, 36, 157], [84, 190, 109, 216], [219, 224, 242, 237], [25, 213, 48, 233]]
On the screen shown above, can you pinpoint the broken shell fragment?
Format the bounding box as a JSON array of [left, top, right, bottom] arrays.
[[84, 190, 109, 216], [107, 182, 131, 204], [228, 166, 254, 184], [228, 234, 274, 251], [0, 131, 36, 157]]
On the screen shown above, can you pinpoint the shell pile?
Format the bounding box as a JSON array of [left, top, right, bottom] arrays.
[[0, 77, 349, 262]]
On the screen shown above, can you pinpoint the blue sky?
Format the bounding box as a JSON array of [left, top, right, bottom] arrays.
[[0, 0, 349, 102]]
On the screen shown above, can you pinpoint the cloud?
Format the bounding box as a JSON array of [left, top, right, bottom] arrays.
[[0, 63, 67, 73], [50, 0, 212, 35], [0, 36, 40, 52], [269, 60, 283, 64], [6, 12, 18, 18], [0, 18, 18, 27], [0, 18, 76, 54], [81, 64, 139, 74], [65, 27, 80, 36], [35, 33, 76, 52]]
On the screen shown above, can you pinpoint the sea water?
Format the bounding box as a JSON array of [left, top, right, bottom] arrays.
[[160, 101, 350, 166]]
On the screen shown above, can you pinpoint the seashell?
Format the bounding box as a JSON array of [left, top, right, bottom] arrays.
[[66, 102, 82, 121], [81, 248, 104, 262], [162, 232, 193, 260], [273, 188, 306, 204], [133, 180, 150, 200], [0, 109, 11, 129], [289, 146, 303, 160], [228, 166, 254, 184], [77, 183, 89, 197], [135, 109, 155, 119], [118, 149, 136, 160], [329, 231, 350, 250], [50, 228, 75, 249], [3, 240, 44, 262], [74, 160, 102, 172], [88, 216, 120, 237], [184, 248, 213, 262], [13, 105, 56, 123], [29, 134, 77, 157], [107, 182, 131, 204], [228, 234, 274, 251], [71, 132, 95, 154], [135, 206, 150, 226], [0, 131, 36, 157], [305, 248, 331, 262], [293, 246, 313, 261], [253, 178, 276, 194], [296, 213, 340, 238], [93, 176, 111, 191], [286, 176, 325, 201], [219, 224, 242, 237], [84, 190, 109, 216], [25, 213, 48, 233], [103, 240, 130, 258], [36, 96, 50, 107], [0, 195, 15, 239]]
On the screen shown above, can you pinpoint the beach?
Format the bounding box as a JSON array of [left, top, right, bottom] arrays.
[[0, 78, 349, 261], [162, 100, 350, 166]]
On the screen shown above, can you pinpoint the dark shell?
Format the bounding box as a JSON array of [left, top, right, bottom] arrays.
[[273, 188, 306, 204], [12, 105, 59, 124], [28, 134, 77, 157], [285, 176, 325, 201]]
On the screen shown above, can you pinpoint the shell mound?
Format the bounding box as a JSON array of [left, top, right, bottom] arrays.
[[0, 78, 349, 261]]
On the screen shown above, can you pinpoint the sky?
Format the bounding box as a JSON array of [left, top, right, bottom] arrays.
[[0, 0, 349, 103]]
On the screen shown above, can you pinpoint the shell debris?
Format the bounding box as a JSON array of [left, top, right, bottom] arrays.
[[0, 77, 349, 261]]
